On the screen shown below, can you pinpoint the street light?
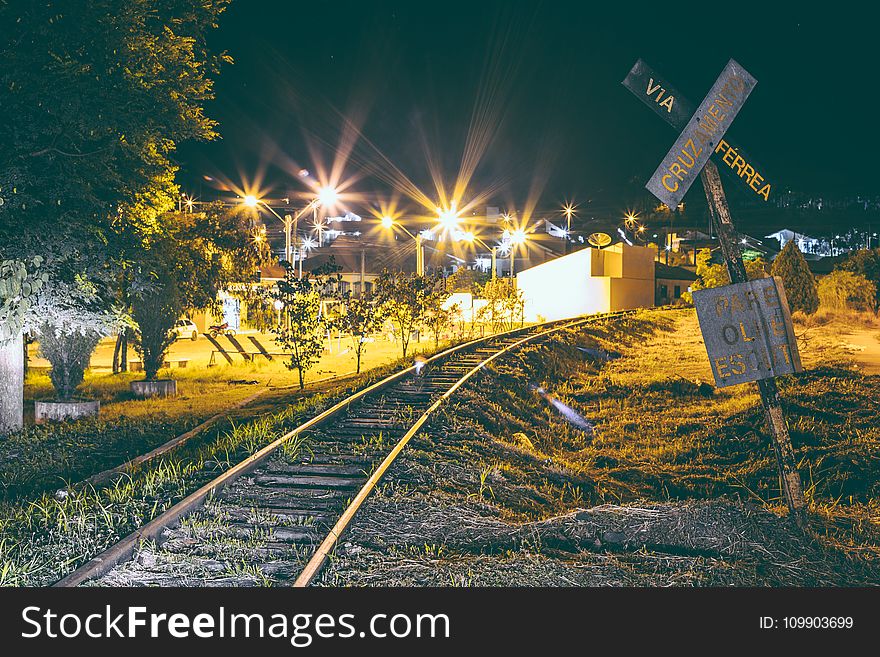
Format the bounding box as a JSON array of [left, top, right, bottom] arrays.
[[507, 228, 527, 278], [241, 195, 312, 279], [562, 203, 576, 253], [317, 186, 339, 208], [381, 216, 424, 275], [312, 188, 337, 247], [436, 201, 461, 231], [462, 231, 498, 279]]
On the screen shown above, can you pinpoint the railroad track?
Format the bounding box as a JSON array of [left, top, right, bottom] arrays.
[[55, 312, 628, 588]]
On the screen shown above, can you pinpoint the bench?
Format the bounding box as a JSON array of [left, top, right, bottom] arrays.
[[128, 359, 189, 372]]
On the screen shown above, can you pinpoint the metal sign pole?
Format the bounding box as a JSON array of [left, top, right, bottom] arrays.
[[700, 160, 807, 526]]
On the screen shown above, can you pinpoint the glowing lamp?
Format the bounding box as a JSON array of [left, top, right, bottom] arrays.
[[317, 186, 338, 207], [510, 228, 527, 245], [437, 201, 460, 230]]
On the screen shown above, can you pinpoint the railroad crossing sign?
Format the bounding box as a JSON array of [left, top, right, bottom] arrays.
[[693, 277, 802, 387], [644, 60, 756, 209], [622, 59, 774, 204], [622, 58, 807, 525]]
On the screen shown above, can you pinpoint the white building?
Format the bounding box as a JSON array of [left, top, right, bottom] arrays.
[[766, 229, 828, 256], [516, 243, 656, 322]]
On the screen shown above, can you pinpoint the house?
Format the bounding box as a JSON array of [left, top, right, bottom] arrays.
[[515, 243, 655, 322], [655, 262, 698, 305], [766, 228, 828, 256]]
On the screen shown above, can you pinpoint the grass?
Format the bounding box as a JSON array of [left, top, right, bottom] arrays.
[[0, 390, 332, 586], [0, 327, 505, 586], [321, 308, 880, 586]]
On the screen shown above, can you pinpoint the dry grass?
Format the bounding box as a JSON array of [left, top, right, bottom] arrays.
[[321, 309, 880, 586]]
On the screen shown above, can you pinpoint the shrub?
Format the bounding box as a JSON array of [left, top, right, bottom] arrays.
[[132, 287, 180, 381], [37, 328, 102, 400], [771, 241, 819, 315], [818, 270, 877, 312], [836, 248, 880, 306]]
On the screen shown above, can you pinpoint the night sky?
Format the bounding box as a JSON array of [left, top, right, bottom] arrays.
[[177, 2, 877, 224]]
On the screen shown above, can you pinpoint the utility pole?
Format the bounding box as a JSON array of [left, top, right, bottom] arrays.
[[491, 246, 497, 280], [625, 57, 806, 526], [360, 249, 365, 296], [416, 233, 424, 276], [700, 161, 805, 525]]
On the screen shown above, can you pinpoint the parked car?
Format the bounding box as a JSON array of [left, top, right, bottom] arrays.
[[172, 317, 199, 341]]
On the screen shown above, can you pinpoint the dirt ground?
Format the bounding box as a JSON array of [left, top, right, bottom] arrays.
[[320, 309, 880, 587]]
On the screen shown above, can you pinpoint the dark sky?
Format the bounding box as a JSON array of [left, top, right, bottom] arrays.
[[177, 1, 877, 221]]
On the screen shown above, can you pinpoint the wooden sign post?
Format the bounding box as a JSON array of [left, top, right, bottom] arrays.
[[623, 59, 807, 526]]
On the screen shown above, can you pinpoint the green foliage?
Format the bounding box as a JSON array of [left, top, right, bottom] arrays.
[[0, 257, 48, 345], [836, 248, 880, 306], [130, 206, 269, 380], [336, 292, 386, 373], [27, 273, 127, 397], [684, 249, 768, 303], [273, 262, 341, 389], [771, 241, 819, 315], [818, 271, 877, 312], [445, 268, 488, 293], [476, 278, 524, 332], [131, 274, 181, 381], [0, 0, 231, 258], [0, 0, 230, 422], [374, 270, 443, 359]]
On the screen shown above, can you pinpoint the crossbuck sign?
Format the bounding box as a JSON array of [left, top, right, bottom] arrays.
[[622, 58, 807, 524]]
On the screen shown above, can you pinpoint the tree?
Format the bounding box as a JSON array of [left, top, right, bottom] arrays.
[[31, 276, 126, 398], [424, 292, 458, 350], [476, 278, 524, 332], [818, 271, 877, 312], [131, 268, 183, 381], [130, 205, 269, 381], [0, 258, 48, 434], [374, 271, 441, 360], [836, 249, 880, 307], [0, 0, 231, 432], [771, 241, 819, 315], [683, 249, 768, 303], [445, 268, 488, 293], [336, 292, 385, 373], [273, 262, 341, 389]]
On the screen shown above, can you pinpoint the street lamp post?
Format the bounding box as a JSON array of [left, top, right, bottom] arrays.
[[562, 203, 576, 255], [382, 215, 425, 275], [244, 194, 318, 280], [507, 228, 527, 279], [462, 232, 497, 279]]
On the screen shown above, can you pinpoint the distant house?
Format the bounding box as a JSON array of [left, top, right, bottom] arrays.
[[766, 228, 828, 256], [655, 262, 697, 305]]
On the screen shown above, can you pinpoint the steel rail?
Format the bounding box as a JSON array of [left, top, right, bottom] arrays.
[[293, 311, 629, 586], [53, 315, 598, 587]]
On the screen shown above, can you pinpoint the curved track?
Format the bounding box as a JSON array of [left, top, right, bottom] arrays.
[[55, 313, 624, 587]]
